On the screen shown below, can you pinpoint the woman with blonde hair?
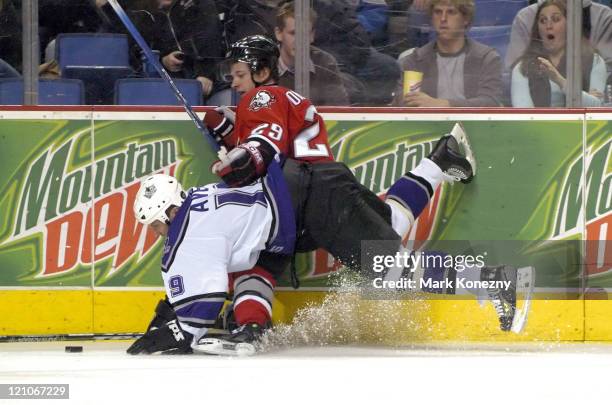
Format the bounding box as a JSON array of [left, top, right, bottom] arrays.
[[511, 0, 606, 107]]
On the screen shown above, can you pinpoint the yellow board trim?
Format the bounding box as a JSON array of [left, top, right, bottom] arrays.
[[0, 290, 597, 341], [0, 290, 93, 335]]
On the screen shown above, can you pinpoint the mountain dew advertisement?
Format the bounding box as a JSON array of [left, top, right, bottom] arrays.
[[0, 116, 217, 287], [0, 112, 609, 290]]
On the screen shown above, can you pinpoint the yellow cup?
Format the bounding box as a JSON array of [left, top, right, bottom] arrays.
[[403, 71, 423, 95]]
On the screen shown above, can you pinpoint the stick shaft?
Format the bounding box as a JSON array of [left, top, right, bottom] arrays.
[[107, 0, 219, 152]]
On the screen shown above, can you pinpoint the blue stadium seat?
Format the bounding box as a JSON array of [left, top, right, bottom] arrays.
[[114, 78, 203, 106], [56, 33, 133, 104], [205, 88, 240, 106], [0, 78, 85, 105], [56, 33, 130, 69], [468, 25, 512, 65], [472, 0, 527, 26]]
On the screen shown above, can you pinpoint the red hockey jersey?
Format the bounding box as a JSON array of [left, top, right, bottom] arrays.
[[228, 85, 334, 163]]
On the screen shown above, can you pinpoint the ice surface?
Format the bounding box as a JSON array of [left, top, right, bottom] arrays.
[[1, 340, 611, 405]]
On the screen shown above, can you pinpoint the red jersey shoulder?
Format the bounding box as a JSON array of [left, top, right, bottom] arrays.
[[242, 86, 291, 112]]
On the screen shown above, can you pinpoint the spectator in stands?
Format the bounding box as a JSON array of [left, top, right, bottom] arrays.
[[215, 0, 278, 46], [99, 0, 224, 98], [274, 2, 349, 106], [0, 0, 22, 72], [40, 0, 105, 60], [511, 0, 606, 107], [312, 0, 401, 105], [393, 0, 503, 107], [506, 0, 612, 71], [154, 0, 224, 98], [217, 0, 400, 105]]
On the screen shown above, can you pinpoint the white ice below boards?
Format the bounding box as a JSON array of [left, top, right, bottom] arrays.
[[0, 340, 610, 405]]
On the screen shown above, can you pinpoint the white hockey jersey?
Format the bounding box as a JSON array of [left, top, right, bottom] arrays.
[[161, 160, 295, 332]]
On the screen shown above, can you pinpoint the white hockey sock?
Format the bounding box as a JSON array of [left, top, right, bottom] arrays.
[[386, 199, 415, 241], [410, 158, 445, 190], [179, 321, 208, 344]]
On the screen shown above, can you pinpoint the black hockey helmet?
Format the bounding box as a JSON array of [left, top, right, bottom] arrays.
[[224, 35, 280, 84]]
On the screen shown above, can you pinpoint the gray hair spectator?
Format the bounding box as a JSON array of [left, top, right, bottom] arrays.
[[394, 0, 503, 107], [99, 0, 224, 98]]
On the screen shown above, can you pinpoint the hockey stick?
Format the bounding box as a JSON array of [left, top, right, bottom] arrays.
[[0, 333, 143, 343], [106, 0, 219, 153]]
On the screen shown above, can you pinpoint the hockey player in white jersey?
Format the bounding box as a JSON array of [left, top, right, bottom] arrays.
[[126, 125, 532, 356]]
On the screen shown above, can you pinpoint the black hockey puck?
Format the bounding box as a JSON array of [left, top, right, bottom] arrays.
[[65, 346, 83, 353]]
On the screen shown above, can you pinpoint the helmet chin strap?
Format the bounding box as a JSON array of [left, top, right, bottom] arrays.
[[252, 68, 276, 88]]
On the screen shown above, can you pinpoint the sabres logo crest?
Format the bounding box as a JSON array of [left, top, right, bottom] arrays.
[[248, 90, 276, 111]]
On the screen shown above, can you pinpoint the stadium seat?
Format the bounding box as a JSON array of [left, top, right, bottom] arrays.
[[467, 25, 512, 64], [205, 88, 240, 106], [56, 33, 133, 104], [114, 78, 203, 106], [472, 0, 528, 27], [0, 78, 85, 105]]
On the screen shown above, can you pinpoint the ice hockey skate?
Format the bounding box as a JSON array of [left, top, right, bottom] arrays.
[[428, 123, 477, 183], [193, 323, 268, 356], [481, 265, 534, 333]]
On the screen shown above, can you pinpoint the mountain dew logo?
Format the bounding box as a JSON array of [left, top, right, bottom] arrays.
[[8, 137, 181, 277], [553, 139, 611, 275]]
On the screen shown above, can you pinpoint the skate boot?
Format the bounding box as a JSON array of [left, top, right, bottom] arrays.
[[481, 265, 517, 332], [193, 322, 269, 356], [428, 123, 476, 183], [480, 265, 534, 333]]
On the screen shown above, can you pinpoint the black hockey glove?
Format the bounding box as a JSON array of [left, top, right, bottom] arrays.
[[144, 298, 177, 331], [127, 319, 193, 355], [211, 140, 275, 187]]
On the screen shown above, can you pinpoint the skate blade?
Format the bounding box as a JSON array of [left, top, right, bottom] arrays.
[[449, 122, 477, 180], [192, 338, 256, 356], [511, 266, 535, 333]]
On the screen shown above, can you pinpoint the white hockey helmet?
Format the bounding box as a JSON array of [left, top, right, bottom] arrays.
[[134, 174, 186, 225]]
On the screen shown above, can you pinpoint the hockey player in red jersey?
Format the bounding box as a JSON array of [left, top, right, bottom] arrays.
[[207, 35, 334, 188], [202, 35, 343, 347]]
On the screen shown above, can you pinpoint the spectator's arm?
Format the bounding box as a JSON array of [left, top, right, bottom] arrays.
[[449, 50, 503, 107], [510, 63, 534, 107], [317, 52, 350, 106]]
